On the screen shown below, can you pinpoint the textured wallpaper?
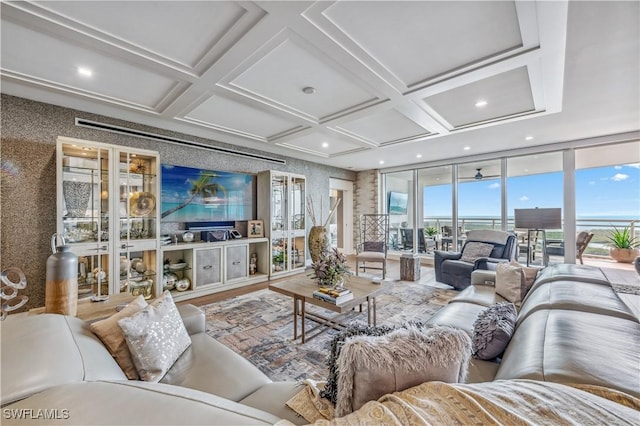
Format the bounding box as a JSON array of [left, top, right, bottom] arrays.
[[1, 94, 359, 310]]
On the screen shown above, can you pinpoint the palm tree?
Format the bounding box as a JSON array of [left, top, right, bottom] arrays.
[[161, 172, 226, 219]]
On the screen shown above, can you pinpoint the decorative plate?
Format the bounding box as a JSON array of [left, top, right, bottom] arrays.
[[169, 263, 187, 271], [130, 192, 156, 217]]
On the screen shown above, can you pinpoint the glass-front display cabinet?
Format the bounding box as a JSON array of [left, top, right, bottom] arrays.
[[257, 170, 306, 277], [56, 137, 160, 301]]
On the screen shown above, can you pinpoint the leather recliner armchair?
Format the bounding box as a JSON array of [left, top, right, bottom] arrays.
[[434, 230, 518, 290]]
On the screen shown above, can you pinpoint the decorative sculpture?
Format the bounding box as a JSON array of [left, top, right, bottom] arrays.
[[1, 267, 28, 320]]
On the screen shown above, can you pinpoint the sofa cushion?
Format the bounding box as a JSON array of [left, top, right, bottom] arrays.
[[161, 333, 272, 402], [450, 284, 508, 307], [334, 324, 471, 417], [89, 295, 148, 379], [531, 264, 610, 290], [496, 309, 640, 397], [0, 314, 126, 406], [517, 280, 638, 325], [472, 302, 517, 360], [1, 381, 282, 425], [239, 382, 306, 425], [118, 291, 191, 382], [461, 242, 494, 263], [425, 301, 488, 336]]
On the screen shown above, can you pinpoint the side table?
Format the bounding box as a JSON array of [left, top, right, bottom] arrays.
[[28, 292, 135, 322], [400, 253, 421, 281]]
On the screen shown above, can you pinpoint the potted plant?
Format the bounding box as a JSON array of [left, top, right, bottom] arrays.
[[608, 225, 639, 263], [425, 227, 438, 237], [308, 247, 350, 287]]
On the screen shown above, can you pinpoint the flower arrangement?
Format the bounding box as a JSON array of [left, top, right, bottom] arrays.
[[309, 247, 350, 287]]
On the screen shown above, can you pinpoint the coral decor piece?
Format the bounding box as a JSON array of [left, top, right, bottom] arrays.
[[1, 267, 29, 320]]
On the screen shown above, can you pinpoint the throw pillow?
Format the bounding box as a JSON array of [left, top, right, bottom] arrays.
[[495, 262, 526, 305], [471, 302, 517, 360], [460, 242, 494, 263], [320, 323, 395, 405], [517, 261, 539, 294], [118, 290, 191, 382], [89, 295, 148, 379], [334, 324, 471, 417]]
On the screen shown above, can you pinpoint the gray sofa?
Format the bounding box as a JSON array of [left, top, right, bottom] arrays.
[[0, 304, 304, 425], [2, 264, 638, 424], [427, 263, 640, 396]]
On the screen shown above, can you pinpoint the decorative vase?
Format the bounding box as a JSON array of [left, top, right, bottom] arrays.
[[610, 247, 640, 263], [634, 256, 640, 275], [63, 181, 92, 218], [308, 226, 330, 263]]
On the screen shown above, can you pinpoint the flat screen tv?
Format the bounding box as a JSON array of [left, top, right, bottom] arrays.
[[388, 191, 408, 215], [161, 164, 255, 222]]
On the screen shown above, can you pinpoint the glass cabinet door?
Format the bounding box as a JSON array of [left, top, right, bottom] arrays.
[[59, 142, 112, 300], [290, 176, 306, 269], [117, 150, 159, 297], [271, 174, 288, 273]]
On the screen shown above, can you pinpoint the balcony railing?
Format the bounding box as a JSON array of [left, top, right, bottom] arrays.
[[389, 216, 639, 259]]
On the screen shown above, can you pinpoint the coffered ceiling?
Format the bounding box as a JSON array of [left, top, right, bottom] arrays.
[[1, 1, 639, 171]]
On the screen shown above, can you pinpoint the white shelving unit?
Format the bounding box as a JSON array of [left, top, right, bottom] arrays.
[[257, 170, 307, 278], [161, 238, 269, 302], [56, 137, 161, 301]]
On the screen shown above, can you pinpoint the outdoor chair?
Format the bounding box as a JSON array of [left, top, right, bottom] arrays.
[[545, 231, 594, 264], [400, 228, 427, 252], [434, 230, 518, 290], [355, 214, 389, 279]]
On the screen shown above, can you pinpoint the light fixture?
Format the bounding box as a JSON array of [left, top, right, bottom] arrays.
[[416, 154, 422, 158], [379, 160, 384, 165], [525, 136, 534, 141], [463, 146, 471, 151], [77, 67, 93, 77], [475, 100, 488, 108], [302, 86, 316, 94], [321, 142, 329, 148]]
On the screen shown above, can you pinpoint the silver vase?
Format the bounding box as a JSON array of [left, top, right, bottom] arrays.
[[63, 181, 92, 218]]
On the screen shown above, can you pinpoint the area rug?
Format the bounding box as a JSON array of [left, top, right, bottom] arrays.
[[202, 278, 457, 382]]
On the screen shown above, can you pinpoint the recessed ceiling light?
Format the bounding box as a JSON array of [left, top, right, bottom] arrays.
[[463, 146, 471, 151], [77, 67, 93, 77], [475, 100, 488, 108], [321, 142, 329, 148], [525, 135, 534, 141], [416, 154, 422, 158], [302, 86, 316, 94], [379, 160, 384, 165]]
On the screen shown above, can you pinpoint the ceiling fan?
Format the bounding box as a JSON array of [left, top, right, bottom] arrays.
[[460, 168, 500, 181]]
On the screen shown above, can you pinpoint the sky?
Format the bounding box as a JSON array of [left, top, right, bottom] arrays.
[[423, 164, 640, 219]]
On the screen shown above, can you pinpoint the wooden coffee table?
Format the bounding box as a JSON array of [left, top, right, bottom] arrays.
[[269, 275, 391, 343]]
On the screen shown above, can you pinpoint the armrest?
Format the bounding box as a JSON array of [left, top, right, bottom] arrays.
[[474, 257, 510, 271], [434, 250, 462, 262], [177, 304, 205, 335]]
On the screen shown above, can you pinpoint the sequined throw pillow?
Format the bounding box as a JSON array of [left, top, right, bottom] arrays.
[[118, 290, 191, 382]]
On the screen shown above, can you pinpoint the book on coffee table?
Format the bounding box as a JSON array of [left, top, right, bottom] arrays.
[[313, 289, 354, 304]]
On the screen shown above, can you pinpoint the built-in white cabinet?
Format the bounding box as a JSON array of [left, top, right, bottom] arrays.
[[195, 247, 223, 287], [56, 137, 161, 301], [161, 238, 268, 302], [257, 171, 306, 277]]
